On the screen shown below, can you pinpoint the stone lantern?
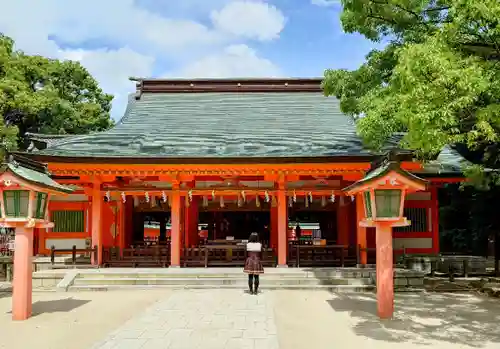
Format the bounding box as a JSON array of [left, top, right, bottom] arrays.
[[0, 155, 73, 321], [344, 160, 426, 319]]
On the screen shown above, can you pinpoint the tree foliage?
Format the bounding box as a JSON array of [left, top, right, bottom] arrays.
[[323, 0, 500, 172], [0, 34, 114, 157]]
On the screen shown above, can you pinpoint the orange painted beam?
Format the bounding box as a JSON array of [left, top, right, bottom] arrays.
[[400, 161, 423, 171], [47, 162, 372, 178]]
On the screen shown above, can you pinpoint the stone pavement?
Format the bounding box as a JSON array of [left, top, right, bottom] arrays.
[[90, 290, 279, 349]]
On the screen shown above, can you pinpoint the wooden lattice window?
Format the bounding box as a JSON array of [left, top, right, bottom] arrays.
[[363, 191, 372, 217], [3, 190, 29, 217], [52, 210, 85, 232], [394, 207, 428, 233], [34, 193, 48, 219]]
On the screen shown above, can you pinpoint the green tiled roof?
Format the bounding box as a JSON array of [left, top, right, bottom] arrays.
[[421, 146, 469, 174], [2, 155, 73, 193], [30, 92, 377, 158]]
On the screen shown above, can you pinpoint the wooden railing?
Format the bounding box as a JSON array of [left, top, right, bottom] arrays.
[[182, 245, 277, 268], [50, 245, 97, 266], [287, 244, 357, 267], [103, 245, 170, 267]]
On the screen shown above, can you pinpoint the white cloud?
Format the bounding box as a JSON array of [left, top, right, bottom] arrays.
[[60, 47, 156, 120], [311, 0, 340, 6], [169, 44, 282, 78], [0, 0, 285, 120], [211, 1, 286, 41]]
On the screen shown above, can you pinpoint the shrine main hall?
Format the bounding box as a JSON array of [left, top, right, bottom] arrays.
[[18, 78, 463, 268]]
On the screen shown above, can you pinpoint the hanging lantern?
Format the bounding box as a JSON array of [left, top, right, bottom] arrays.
[[330, 191, 336, 203], [202, 196, 209, 207], [121, 192, 126, 203], [265, 190, 270, 203], [255, 195, 260, 208], [271, 195, 277, 207], [188, 190, 193, 202], [293, 190, 297, 203], [161, 191, 167, 203], [220, 196, 225, 208], [321, 196, 327, 207]]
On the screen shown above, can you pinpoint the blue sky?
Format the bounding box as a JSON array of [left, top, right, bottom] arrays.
[[0, 0, 382, 120]]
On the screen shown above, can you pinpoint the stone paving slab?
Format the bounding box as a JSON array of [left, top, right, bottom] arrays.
[[90, 290, 279, 349]]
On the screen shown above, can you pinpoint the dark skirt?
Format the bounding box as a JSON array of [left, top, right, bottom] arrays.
[[244, 251, 264, 274]]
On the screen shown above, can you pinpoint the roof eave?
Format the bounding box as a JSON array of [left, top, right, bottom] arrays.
[[15, 152, 382, 165]]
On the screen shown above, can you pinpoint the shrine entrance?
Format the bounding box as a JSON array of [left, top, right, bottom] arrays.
[[198, 211, 270, 243]]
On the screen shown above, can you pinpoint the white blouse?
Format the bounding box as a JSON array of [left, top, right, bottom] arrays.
[[246, 242, 262, 252]]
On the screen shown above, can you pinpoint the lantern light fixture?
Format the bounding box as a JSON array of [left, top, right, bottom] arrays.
[[343, 160, 427, 225]]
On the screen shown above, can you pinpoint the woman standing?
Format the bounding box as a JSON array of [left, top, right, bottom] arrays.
[[244, 232, 264, 295]]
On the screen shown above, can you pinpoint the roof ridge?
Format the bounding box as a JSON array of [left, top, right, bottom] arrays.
[[132, 77, 324, 97]]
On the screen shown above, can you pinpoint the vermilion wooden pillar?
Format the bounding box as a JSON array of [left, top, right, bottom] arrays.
[[375, 222, 394, 319], [356, 194, 367, 265], [170, 185, 181, 267], [91, 183, 102, 265], [12, 227, 33, 321], [277, 184, 288, 267]]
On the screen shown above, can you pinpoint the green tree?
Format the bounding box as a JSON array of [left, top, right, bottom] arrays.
[[323, 0, 500, 180], [0, 34, 114, 157]]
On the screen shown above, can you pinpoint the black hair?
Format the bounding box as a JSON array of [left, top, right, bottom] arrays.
[[248, 232, 260, 243]]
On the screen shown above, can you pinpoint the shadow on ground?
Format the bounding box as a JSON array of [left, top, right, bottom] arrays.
[[327, 292, 500, 347], [5, 297, 90, 317], [31, 298, 90, 317]]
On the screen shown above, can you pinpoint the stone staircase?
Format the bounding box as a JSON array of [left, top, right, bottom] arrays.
[[31, 267, 425, 292], [65, 268, 376, 292]]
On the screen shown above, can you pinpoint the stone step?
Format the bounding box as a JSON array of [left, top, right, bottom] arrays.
[[75, 270, 375, 279], [68, 284, 376, 292], [75, 273, 370, 280], [72, 277, 373, 286]]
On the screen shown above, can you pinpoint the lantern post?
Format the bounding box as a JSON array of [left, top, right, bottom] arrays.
[[343, 160, 426, 319], [0, 155, 73, 321]]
